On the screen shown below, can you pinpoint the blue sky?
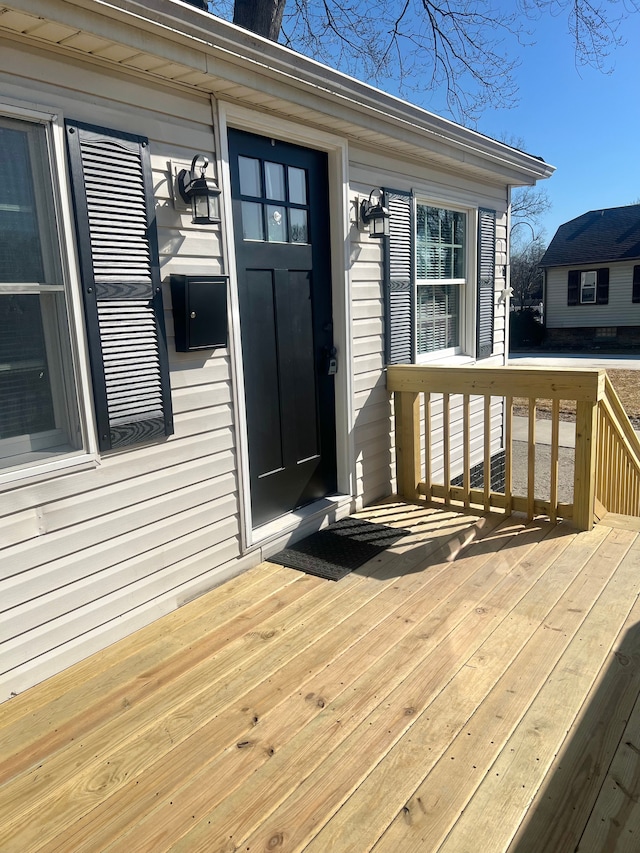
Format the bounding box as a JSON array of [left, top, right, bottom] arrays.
[[472, 8, 640, 243]]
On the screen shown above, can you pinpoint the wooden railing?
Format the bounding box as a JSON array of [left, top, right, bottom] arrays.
[[387, 364, 640, 531]]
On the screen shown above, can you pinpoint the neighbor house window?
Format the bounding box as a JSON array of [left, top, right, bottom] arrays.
[[567, 268, 609, 306], [415, 204, 466, 355], [580, 270, 597, 303], [0, 114, 80, 471]]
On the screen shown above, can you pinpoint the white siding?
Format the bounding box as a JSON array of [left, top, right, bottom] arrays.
[[0, 47, 245, 701], [348, 154, 507, 505], [546, 262, 640, 328]]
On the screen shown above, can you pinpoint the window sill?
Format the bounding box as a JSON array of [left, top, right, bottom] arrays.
[[416, 353, 477, 367], [0, 450, 98, 491]]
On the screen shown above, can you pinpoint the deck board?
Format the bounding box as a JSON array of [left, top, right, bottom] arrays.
[[2, 501, 640, 853]]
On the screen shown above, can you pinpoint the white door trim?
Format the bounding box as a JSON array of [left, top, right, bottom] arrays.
[[216, 101, 354, 549]]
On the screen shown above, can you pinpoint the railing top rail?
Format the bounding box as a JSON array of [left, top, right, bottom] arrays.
[[386, 364, 606, 403]]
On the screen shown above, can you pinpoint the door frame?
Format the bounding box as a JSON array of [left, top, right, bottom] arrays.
[[217, 101, 354, 549]]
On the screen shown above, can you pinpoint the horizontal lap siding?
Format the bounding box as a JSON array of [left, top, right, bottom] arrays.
[[546, 263, 640, 328], [0, 50, 242, 700], [350, 207, 393, 506], [349, 160, 507, 505]]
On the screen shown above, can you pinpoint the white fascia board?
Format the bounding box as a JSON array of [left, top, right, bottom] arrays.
[[4, 0, 555, 184]]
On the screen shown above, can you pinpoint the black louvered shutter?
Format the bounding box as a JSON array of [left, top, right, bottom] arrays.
[[383, 189, 414, 364], [66, 121, 173, 451], [596, 268, 609, 304], [633, 266, 640, 303], [476, 208, 496, 360], [567, 270, 580, 305]]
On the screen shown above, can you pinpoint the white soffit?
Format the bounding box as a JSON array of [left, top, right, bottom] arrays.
[[0, 0, 555, 186]]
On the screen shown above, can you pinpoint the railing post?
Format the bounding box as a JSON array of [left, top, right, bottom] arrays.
[[395, 390, 421, 501], [573, 400, 599, 531]]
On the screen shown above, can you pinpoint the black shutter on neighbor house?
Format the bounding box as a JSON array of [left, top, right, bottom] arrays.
[[383, 189, 415, 365], [596, 268, 609, 304], [567, 270, 580, 305], [476, 208, 496, 360], [66, 121, 173, 452], [633, 266, 640, 303]]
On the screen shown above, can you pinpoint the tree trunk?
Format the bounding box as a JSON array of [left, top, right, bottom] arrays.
[[233, 0, 287, 39]]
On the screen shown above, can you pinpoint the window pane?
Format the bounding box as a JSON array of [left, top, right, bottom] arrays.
[[0, 125, 45, 283], [238, 156, 261, 197], [288, 167, 307, 204], [266, 205, 287, 242], [417, 284, 459, 354], [264, 162, 285, 201], [0, 294, 56, 439], [289, 208, 308, 243], [241, 201, 264, 240], [417, 204, 466, 281]]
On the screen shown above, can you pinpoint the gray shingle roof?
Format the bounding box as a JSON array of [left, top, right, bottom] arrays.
[[539, 204, 640, 267]]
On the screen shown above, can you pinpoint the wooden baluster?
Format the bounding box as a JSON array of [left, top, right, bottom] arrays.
[[550, 399, 560, 523], [443, 392, 451, 503], [528, 398, 536, 520], [463, 393, 470, 509], [484, 395, 491, 512], [505, 395, 513, 515], [424, 393, 432, 500]]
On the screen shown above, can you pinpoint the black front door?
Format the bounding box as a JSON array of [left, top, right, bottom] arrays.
[[229, 129, 337, 527]]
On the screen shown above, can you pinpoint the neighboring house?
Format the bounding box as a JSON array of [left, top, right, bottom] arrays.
[[541, 204, 640, 348], [0, 0, 553, 700]]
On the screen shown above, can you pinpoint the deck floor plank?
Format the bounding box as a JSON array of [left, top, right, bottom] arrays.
[[435, 528, 640, 853], [155, 523, 564, 852], [304, 520, 582, 853], [1, 505, 640, 853], [62, 513, 518, 852], [0, 561, 295, 749], [507, 591, 640, 853]]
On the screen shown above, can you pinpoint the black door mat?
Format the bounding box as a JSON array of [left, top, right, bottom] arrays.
[[269, 517, 412, 581]]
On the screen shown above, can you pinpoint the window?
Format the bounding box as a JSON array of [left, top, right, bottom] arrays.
[[383, 189, 495, 365], [580, 270, 597, 303], [632, 265, 640, 303], [415, 204, 466, 356], [0, 114, 80, 471], [567, 268, 609, 305]]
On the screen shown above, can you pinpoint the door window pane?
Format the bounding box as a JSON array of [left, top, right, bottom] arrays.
[[288, 167, 307, 204], [289, 208, 308, 244], [238, 156, 261, 197], [267, 205, 287, 242], [241, 201, 264, 240], [264, 161, 285, 201]]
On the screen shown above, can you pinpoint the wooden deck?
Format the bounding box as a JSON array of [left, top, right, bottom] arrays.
[[2, 501, 640, 852]]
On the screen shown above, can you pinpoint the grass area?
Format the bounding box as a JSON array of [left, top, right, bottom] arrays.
[[514, 369, 640, 423]]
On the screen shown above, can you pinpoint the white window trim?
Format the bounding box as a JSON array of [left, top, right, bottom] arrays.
[[0, 102, 98, 488], [415, 199, 476, 363], [580, 270, 597, 304]]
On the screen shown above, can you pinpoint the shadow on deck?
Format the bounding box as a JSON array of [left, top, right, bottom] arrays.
[[1, 500, 640, 852]]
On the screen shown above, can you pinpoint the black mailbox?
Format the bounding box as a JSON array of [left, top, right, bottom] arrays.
[[170, 275, 228, 351]]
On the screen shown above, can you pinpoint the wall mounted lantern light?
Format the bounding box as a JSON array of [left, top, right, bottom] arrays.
[[178, 155, 221, 224], [360, 188, 390, 239]]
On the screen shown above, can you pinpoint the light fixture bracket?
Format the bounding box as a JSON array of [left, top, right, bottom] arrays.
[[177, 155, 221, 225], [360, 188, 390, 239]]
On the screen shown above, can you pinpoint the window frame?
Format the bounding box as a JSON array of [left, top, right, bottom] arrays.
[[0, 103, 94, 487], [580, 270, 597, 304], [414, 199, 472, 362]]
